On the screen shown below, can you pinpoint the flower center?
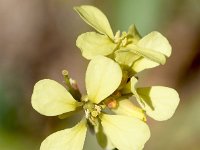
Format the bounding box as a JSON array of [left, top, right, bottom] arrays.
[[82, 96, 104, 126]]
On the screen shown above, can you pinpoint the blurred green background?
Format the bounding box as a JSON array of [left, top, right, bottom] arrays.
[[0, 0, 200, 149]]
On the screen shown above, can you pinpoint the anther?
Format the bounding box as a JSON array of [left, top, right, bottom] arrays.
[[85, 109, 90, 119], [91, 111, 98, 117]]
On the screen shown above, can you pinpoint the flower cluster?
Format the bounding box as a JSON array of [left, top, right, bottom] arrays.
[[31, 5, 180, 150]]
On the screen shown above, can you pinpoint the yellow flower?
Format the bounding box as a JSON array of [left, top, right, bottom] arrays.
[[115, 31, 172, 73], [74, 5, 171, 74], [31, 56, 150, 150], [130, 76, 180, 121]]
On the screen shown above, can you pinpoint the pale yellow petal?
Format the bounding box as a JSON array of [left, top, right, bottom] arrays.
[[132, 31, 172, 73], [101, 114, 150, 150], [74, 5, 114, 38], [40, 119, 87, 150], [130, 46, 166, 65], [86, 56, 122, 104], [95, 123, 115, 149], [117, 43, 166, 73], [31, 79, 80, 116], [76, 32, 116, 59], [112, 98, 146, 121], [138, 31, 172, 57], [120, 44, 166, 65], [137, 86, 180, 121], [132, 57, 159, 73], [130, 76, 140, 100], [114, 50, 140, 67]]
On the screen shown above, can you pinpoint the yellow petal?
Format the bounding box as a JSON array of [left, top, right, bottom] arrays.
[[116, 45, 166, 74], [74, 5, 114, 39], [31, 79, 80, 116], [114, 50, 140, 67], [132, 57, 159, 73], [137, 86, 180, 121], [101, 114, 150, 150], [76, 32, 116, 59], [138, 31, 172, 57], [112, 98, 146, 121], [40, 119, 87, 150], [130, 77, 141, 102], [95, 122, 115, 149], [119, 44, 166, 65], [86, 56, 122, 104], [132, 31, 172, 73], [130, 46, 166, 65]]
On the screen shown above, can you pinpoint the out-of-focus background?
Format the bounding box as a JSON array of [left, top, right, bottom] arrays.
[[0, 0, 199, 149]]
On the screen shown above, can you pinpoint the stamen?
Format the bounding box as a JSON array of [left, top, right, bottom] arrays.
[[114, 30, 121, 43], [83, 102, 102, 126], [122, 38, 128, 46], [62, 69, 81, 100], [85, 109, 90, 119], [94, 105, 101, 113]]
